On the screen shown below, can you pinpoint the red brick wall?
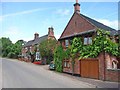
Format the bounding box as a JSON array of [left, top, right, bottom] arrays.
[[97, 52, 106, 80], [63, 59, 80, 75], [74, 59, 80, 74], [117, 57, 120, 69], [97, 52, 120, 82], [63, 59, 72, 74], [60, 13, 96, 38], [105, 53, 120, 82], [106, 69, 120, 82], [63, 52, 120, 82]]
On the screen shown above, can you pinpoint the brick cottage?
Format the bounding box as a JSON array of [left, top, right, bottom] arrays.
[[58, 0, 120, 82], [21, 27, 55, 63]]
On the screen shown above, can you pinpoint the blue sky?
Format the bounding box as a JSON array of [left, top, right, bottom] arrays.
[[0, 1, 118, 43]]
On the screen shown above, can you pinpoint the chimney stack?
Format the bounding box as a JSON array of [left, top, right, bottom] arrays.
[[48, 27, 54, 38], [34, 33, 39, 40], [74, 0, 80, 14]]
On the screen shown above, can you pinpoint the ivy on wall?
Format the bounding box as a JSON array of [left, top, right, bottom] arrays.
[[66, 29, 119, 59]]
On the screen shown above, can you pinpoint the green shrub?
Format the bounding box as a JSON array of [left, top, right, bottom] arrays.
[[54, 45, 65, 72]]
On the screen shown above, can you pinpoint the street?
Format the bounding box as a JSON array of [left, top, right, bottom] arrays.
[[2, 58, 95, 88], [0, 58, 2, 89]]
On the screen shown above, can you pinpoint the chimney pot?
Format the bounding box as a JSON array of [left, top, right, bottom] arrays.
[[34, 33, 39, 39], [74, 0, 80, 14], [48, 27, 54, 38]]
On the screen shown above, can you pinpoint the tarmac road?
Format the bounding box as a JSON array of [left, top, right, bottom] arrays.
[[0, 58, 2, 89], [2, 58, 95, 88]]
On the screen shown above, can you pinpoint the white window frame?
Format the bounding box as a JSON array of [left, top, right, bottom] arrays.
[[84, 37, 92, 45], [88, 37, 92, 44], [84, 37, 88, 45], [65, 39, 69, 47], [64, 61, 67, 67]]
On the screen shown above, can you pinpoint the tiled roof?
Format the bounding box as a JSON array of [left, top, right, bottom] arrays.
[[80, 14, 117, 35], [59, 29, 95, 40], [24, 34, 48, 47]]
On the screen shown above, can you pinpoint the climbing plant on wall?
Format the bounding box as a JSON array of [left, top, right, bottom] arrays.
[[80, 29, 119, 59], [69, 29, 119, 59]]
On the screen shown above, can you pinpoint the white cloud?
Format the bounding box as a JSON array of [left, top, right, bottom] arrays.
[[0, 8, 50, 23], [56, 9, 70, 16], [95, 19, 118, 30], [0, 8, 47, 18]]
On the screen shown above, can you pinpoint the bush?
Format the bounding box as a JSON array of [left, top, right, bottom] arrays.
[[7, 52, 16, 58], [54, 45, 65, 72]]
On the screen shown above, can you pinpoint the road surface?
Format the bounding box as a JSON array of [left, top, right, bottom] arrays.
[[0, 58, 2, 89], [2, 58, 95, 88]]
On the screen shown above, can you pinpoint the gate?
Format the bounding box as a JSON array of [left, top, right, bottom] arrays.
[[80, 58, 99, 79]]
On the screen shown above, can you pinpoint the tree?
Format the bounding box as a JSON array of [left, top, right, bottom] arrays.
[[7, 40, 25, 58], [0, 37, 12, 57], [39, 39, 57, 64], [14, 40, 25, 55], [0, 37, 25, 59]]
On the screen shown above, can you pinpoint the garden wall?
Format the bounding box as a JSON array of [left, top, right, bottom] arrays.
[[97, 52, 120, 82], [106, 69, 120, 82]]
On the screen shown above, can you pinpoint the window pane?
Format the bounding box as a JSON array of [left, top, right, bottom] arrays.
[[36, 52, 40, 60], [64, 62, 67, 67], [65, 39, 69, 47], [84, 38, 88, 45], [88, 37, 92, 44], [70, 39, 73, 45], [67, 62, 69, 67]]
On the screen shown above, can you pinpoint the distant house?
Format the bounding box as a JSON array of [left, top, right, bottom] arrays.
[[58, 0, 119, 82], [22, 27, 55, 63]]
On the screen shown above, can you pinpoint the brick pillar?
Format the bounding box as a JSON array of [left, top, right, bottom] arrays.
[[97, 52, 106, 80]]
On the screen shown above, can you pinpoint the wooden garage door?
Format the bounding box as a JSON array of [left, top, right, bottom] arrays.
[[80, 59, 99, 79]]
